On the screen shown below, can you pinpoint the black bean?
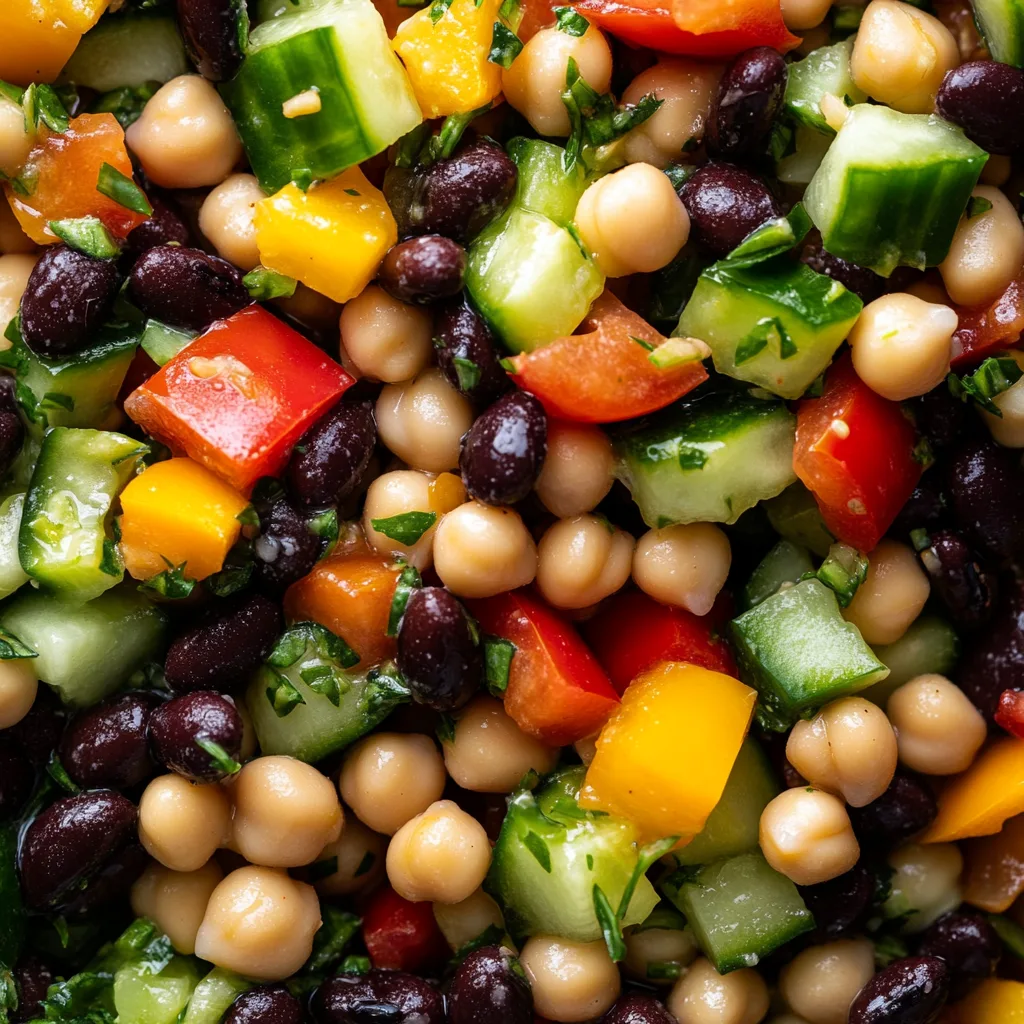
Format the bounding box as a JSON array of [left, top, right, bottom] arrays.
[[434, 296, 509, 405], [848, 773, 938, 850], [397, 587, 481, 712], [460, 390, 547, 505], [164, 592, 282, 693], [224, 985, 304, 1024], [936, 60, 1024, 154], [5, 686, 65, 765], [287, 398, 377, 509], [601, 992, 676, 1024], [252, 498, 321, 594], [20, 245, 120, 357], [802, 241, 884, 304], [12, 956, 54, 1023], [907, 387, 971, 455], [18, 790, 138, 910], [708, 47, 787, 159], [916, 911, 999, 1000], [59, 693, 156, 790], [124, 196, 190, 258], [58, 840, 149, 916], [378, 235, 465, 305], [311, 970, 445, 1024], [148, 690, 243, 782], [127, 245, 250, 332], [947, 438, 1024, 563], [0, 746, 33, 822], [918, 529, 997, 630], [680, 163, 780, 257], [449, 946, 532, 1024], [176, 0, 244, 81], [889, 478, 948, 540], [799, 864, 875, 941], [848, 956, 949, 1024], [0, 375, 24, 478]]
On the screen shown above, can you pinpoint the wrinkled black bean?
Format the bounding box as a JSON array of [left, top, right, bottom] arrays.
[[164, 592, 282, 693], [148, 690, 243, 782], [176, 0, 244, 80], [449, 946, 532, 1024], [947, 438, 1024, 562], [252, 498, 322, 594], [311, 970, 446, 1024], [127, 245, 249, 332], [708, 47, 787, 159], [889, 478, 948, 540], [907, 387, 971, 455], [848, 956, 949, 1024], [12, 957, 54, 1023], [601, 992, 676, 1024], [287, 398, 377, 509], [680, 163, 780, 257], [6, 686, 65, 765], [848, 773, 938, 849], [20, 245, 120, 358], [434, 295, 510, 405], [459, 390, 547, 505], [18, 790, 138, 910], [916, 911, 999, 1000], [397, 587, 481, 712], [58, 840, 148, 917], [0, 746, 33, 822], [936, 60, 1024, 154], [0, 375, 24, 478], [802, 242, 884, 304], [378, 236, 465, 305], [125, 196, 190, 258], [59, 693, 156, 789], [224, 985, 304, 1024], [799, 864, 875, 941], [918, 529, 997, 630]]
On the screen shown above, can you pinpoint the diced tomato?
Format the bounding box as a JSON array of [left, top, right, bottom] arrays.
[[507, 292, 707, 423], [951, 272, 1024, 368], [582, 590, 737, 694], [467, 589, 619, 745], [124, 306, 353, 494], [362, 887, 447, 973], [996, 690, 1024, 740], [793, 353, 923, 552]]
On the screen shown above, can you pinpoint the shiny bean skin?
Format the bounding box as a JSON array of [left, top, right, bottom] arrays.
[[916, 911, 1000, 999], [889, 479, 948, 540], [127, 245, 250, 332], [124, 196, 190, 258], [802, 241, 884, 303], [848, 956, 949, 1024], [679, 163, 780, 257], [12, 957, 54, 1024], [847, 773, 938, 850], [799, 864, 875, 941], [947, 438, 1024, 562], [311, 970, 446, 1024], [148, 691, 243, 783], [601, 992, 676, 1024], [224, 985, 304, 1024], [708, 47, 788, 159], [59, 840, 149, 917], [448, 946, 533, 1024], [0, 375, 24, 480], [917, 529, 996, 630], [20, 245, 120, 357], [0, 746, 32, 822], [252, 498, 321, 594], [459, 390, 547, 505], [59, 693, 156, 789], [434, 295, 510, 405], [378, 236, 466, 305], [176, 0, 244, 81], [936, 60, 1024, 154]]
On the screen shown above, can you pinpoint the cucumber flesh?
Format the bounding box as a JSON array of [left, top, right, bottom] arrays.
[[764, 482, 835, 557], [741, 539, 814, 611], [507, 137, 589, 228], [182, 969, 251, 1024], [863, 615, 960, 706], [140, 320, 197, 367], [971, 0, 1024, 66], [0, 493, 28, 601], [777, 126, 832, 186], [783, 39, 865, 135], [113, 957, 202, 1024]]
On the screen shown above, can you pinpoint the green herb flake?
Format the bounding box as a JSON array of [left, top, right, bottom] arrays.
[[205, 560, 253, 597], [90, 82, 159, 130], [967, 195, 994, 219], [630, 334, 655, 352], [451, 924, 506, 966], [236, 505, 260, 528], [453, 355, 481, 392], [195, 736, 242, 776], [678, 444, 708, 471], [593, 884, 627, 961], [488, 21, 524, 67], [139, 560, 197, 600], [647, 960, 682, 980], [948, 355, 1023, 416], [242, 266, 297, 301], [553, 5, 589, 33], [266, 672, 306, 717], [48, 216, 121, 259], [22, 82, 69, 134], [387, 563, 423, 637], [484, 636, 516, 697], [307, 855, 339, 883], [910, 527, 931, 552], [523, 830, 552, 872], [46, 753, 80, 795], [420, 102, 493, 166], [340, 954, 372, 975], [343, 188, 361, 196], [299, 663, 348, 706], [354, 850, 376, 877], [436, 712, 457, 745], [429, 0, 455, 23], [371, 509, 437, 546], [96, 162, 153, 216]]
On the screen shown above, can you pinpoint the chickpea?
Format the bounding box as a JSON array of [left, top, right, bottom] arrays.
[[983, 349, 1024, 446], [0, 201, 36, 255], [275, 282, 341, 338], [851, 0, 959, 114], [624, 927, 699, 986], [575, 163, 690, 278], [786, 697, 898, 808], [535, 421, 614, 518], [433, 887, 505, 952], [131, 860, 224, 955], [138, 773, 233, 873], [433, 500, 538, 598], [339, 284, 433, 382], [667, 957, 769, 1024], [520, 936, 622, 1023], [198, 173, 266, 272], [884, 842, 963, 932], [779, 939, 875, 1024], [0, 253, 36, 341], [502, 23, 613, 137], [0, 96, 33, 178], [536, 514, 634, 610], [904, 276, 951, 306], [780, 0, 832, 30], [980, 154, 1012, 186], [0, 657, 37, 729], [632, 523, 731, 616], [759, 788, 860, 886], [194, 866, 321, 981], [339, 731, 446, 835], [313, 814, 388, 896], [842, 540, 930, 646], [575, 734, 599, 766]]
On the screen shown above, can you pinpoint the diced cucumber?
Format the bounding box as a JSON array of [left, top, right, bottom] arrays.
[[140, 320, 197, 367], [863, 615, 960, 706], [613, 387, 797, 527], [741, 539, 814, 611], [777, 126, 832, 186], [486, 767, 659, 943], [662, 851, 814, 972], [804, 104, 987, 276], [507, 138, 588, 228], [765, 482, 834, 557], [784, 39, 865, 135], [0, 494, 27, 601], [730, 577, 889, 731], [113, 956, 202, 1024], [182, 969, 251, 1024], [0, 586, 167, 707], [257, 0, 318, 19], [816, 541, 868, 607], [971, 0, 1024, 66], [221, 0, 422, 193]]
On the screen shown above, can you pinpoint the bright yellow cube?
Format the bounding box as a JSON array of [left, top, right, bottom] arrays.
[[954, 979, 1024, 1023], [580, 661, 757, 842], [254, 167, 397, 304], [0, 0, 109, 84]]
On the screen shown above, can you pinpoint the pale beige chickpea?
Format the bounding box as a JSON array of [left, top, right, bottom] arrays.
[[667, 957, 769, 1024], [375, 369, 474, 473], [0, 96, 33, 178], [138, 773, 233, 872], [433, 501, 538, 598], [904, 276, 951, 306], [127, 75, 242, 189], [0, 657, 37, 729], [339, 284, 433, 382], [842, 540, 930, 646], [0, 201, 36, 255], [780, 0, 833, 30], [779, 939, 875, 1024], [759, 788, 859, 886], [520, 936, 622, 1023], [786, 697, 898, 808], [339, 731, 446, 835], [885, 842, 963, 932], [536, 514, 634, 610], [502, 23, 613, 137], [198, 173, 266, 272], [535, 421, 614, 518], [982, 349, 1024, 446], [624, 926, 699, 986], [887, 673, 986, 775], [313, 814, 388, 897], [433, 888, 505, 952], [131, 859, 224, 955], [0, 253, 36, 341], [386, 799, 491, 904], [194, 866, 321, 981], [632, 523, 731, 616], [575, 163, 690, 278], [851, 0, 959, 114], [443, 695, 559, 792]]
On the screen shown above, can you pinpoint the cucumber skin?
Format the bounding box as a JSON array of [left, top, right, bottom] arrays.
[[181, 969, 251, 1024], [971, 0, 1024, 66], [507, 138, 588, 228], [783, 39, 865, 135]]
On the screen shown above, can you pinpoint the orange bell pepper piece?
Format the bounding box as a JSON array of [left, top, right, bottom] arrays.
[[951, 979, 1024, 1023], [963, 814, 1024, 914], [0, 0, 109, 85]]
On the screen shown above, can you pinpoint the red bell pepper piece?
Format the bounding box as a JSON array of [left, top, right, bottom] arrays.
[[793, 353, 924, 553], [951, 272, 1024, 368], [124, 306, 353, 494], [582, 590, 737, 694], [506, 292, 707, 423], [996, 690, 1024, 741], [362, 887, 447, 972], [467, 589, 619, 745]]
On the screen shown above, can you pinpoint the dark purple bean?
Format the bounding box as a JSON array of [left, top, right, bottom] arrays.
[[252, 498, 321, 594], [848, 956, 949, 1024], [799, 864, 875, 941], [802, 242, 884, 304], [936, 60, 1024, 154], [125, 196, 190, 257], [449, 946, 532, 1024], [708, 47, 787, 159], [906, 387, 971, 455], [224, 985, 304, 1024], [601, 992, 676, 1024], [0, 375, 24, 478], [947, 438, 1024, 562], [164, 592, 282, 693], [848, 773, 937, 849], [176, 0, 244, 81], [6, 686, 66, 765], [916, 911, 999, 1000], [889, 478, 948, 540], [20, 245, 120, 357], [127, 245, 249, 332], [918, 529, 997, 630], [58, 839, 148, 916], [680, 163, 780, 257], [396, 587, 481, 712], [59, 693, 156, 790], [12, 957, 54, 1024], [378, 235, 465, 305], [0, 746, 33, 821], [434, 295, 510, 405], [148, 690, 243, 782], [311, 970, 445, 1024], [459, 390, 547, 505], [18, 790, 138, 910]]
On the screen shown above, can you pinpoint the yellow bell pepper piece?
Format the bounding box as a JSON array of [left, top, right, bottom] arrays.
[[580, 662, 757, 842], [0, 0, 109, 85], [393, 0, 504, 118], [963, 814, 1024, 913], [254, 167, 397, 304], [953, 979, 1024, 1023], [119, 458, 248, 583]]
